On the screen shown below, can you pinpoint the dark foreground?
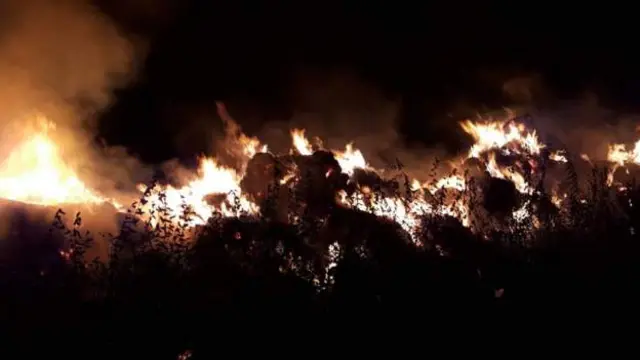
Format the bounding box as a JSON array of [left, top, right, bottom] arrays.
[[2, 178, 640, 357]]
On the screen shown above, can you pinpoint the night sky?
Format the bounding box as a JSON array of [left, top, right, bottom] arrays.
[[95, 1, 640, 164]]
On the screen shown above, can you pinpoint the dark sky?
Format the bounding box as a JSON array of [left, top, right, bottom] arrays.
[[95, 1, 640, 164]]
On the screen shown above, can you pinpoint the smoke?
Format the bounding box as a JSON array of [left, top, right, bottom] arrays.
[[219, 70, 433, 175], [171, 63, 639, 190], [502, 75, 544, 104], [252, 69, 455, 179], [499, 73, 640, 163], [0, 0, 150, 204], [182, 68, 465, 183], [249, 68, 640, 180]]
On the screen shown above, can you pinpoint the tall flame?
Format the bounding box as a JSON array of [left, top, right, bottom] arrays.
[[0, 116, 106, 206]]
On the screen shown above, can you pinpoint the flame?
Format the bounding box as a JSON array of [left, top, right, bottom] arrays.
[[333, 143, 368, 175], [486, 153, 531, 194], [138, 158, 259, 228], [337, 188, 469, 237], [291, 129, 313, 155], [606, 140, 640, 186], [129, 112, 577, 242], [549, 150, 567, 163], [239, 135, 268, 159], [0, 109, 575, 246], [10, 107, 640, 248], [607, 142, 640, 166], [460, 118, 546, 194], [0, 116, 109, 207], [428, 175, 466, 194], [460, 118, 544, 159]]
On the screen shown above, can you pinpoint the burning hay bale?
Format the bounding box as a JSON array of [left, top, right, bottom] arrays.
[[291, 150, 347, 215], [6, 103, 640, 273], [317, 206, 413, 263], [240, 152, 282, 203], [608, 163, 640, 188], [461, 157, 487, 180], [481, 175, 522, 218], [530, 193, 561, 227], [203, 193, 229, 208], [239, 152, 291, 222], [348, 168, 400, 198]]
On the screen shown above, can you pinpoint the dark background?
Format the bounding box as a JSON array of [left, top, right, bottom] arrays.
[[95, 1, 640, 163]]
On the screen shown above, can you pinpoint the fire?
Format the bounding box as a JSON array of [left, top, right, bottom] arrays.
[[606, 140, 640, 186], [238, 135, 268, 159], [428, 175, 466, 194], [485, 153, 531, 194], [460, 118, 544, 159], [291, 129, 369, 174], [337, 183, 469, 236], [460, 117, 547, 195], [608, 142, 640, 166], [0, 116, 108, 206], [549, 150, 567, 163], [291, 129, 314, 155], [0, 110, 551, 242], [138, 158, 259, 228], [333, 143, 368, 175], [7, 106, 640, 247]]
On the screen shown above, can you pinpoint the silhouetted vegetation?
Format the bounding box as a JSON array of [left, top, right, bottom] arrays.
[[1, 153, 639, 357]]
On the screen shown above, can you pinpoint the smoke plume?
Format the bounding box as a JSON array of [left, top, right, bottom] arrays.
[[0, 0, 149, 204], [235, 69, 456, 180], [499, 73, 640, 163]]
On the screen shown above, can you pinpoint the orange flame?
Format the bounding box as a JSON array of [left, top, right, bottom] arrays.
[[11, 109, 640, 245], [0, 116, 111, 207]]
